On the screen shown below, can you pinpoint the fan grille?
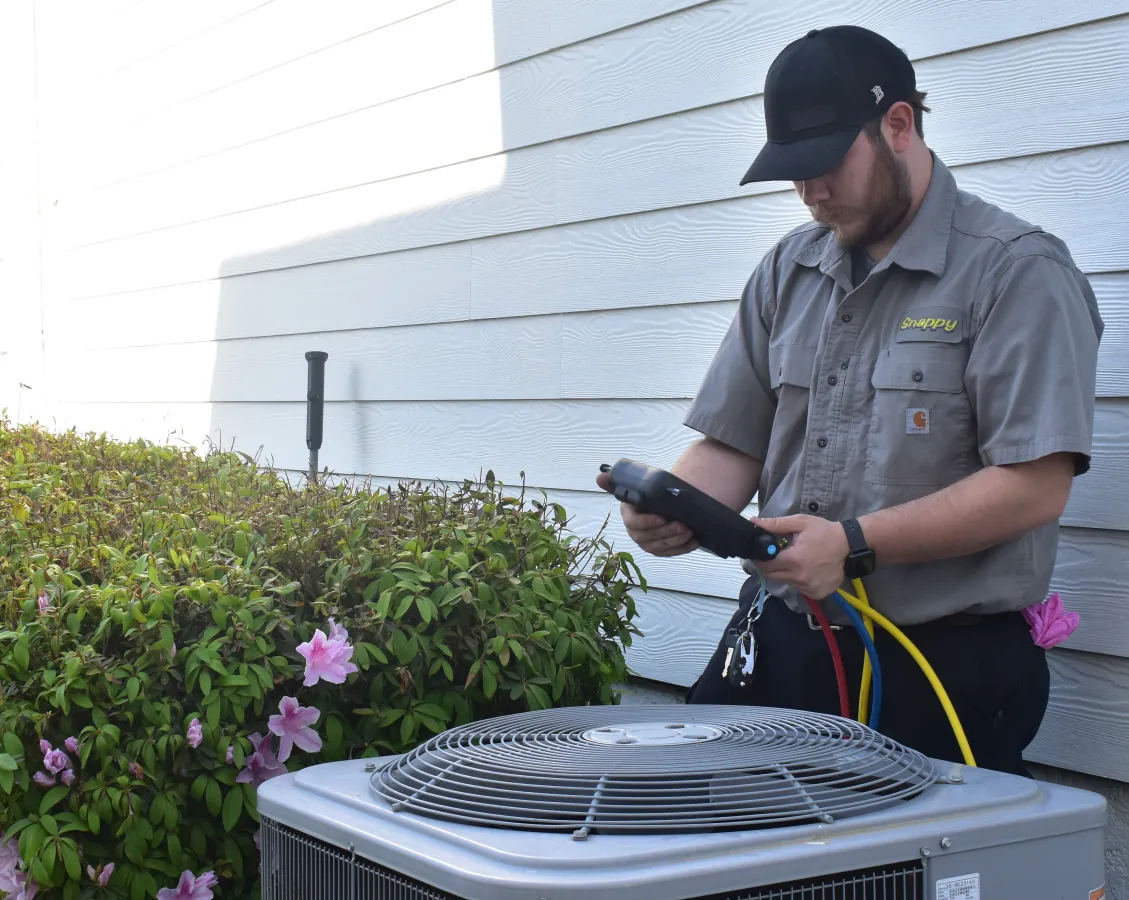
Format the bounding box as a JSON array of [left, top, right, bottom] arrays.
[[373, 706, 937, 838]]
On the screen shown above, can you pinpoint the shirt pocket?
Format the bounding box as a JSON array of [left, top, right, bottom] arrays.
[[765, 344, 816, 480], [865, 348, 975, 487]]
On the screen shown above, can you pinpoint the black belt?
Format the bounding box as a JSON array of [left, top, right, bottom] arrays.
[[804, 609, 986, 632]]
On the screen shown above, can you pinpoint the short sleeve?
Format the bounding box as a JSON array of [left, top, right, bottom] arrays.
[[682, 256, 778, 461], [965, 250, 1104, 474]]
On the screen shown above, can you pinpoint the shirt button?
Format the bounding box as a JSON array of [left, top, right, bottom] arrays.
[[827, 375, 838, 386], [808, 501, 820, 512], [841, 313, 852, 323], [840, 361, 849, 370], [817, 437, 828, 448], [913, 370, 924, 382]]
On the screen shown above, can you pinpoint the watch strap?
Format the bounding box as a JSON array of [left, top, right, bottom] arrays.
[[840, 517, 869, 556]]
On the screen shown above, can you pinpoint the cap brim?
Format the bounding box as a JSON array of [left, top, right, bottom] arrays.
[[739, 125, 862, 185]]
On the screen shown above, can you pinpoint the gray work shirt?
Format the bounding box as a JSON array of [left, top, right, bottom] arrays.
[[684, 155, 1104, 625]]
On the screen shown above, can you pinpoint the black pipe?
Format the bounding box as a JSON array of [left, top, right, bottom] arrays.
[[305, 351, 328, 485]]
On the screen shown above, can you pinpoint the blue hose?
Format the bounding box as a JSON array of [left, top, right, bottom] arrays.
[[832, 594, 883, 731]]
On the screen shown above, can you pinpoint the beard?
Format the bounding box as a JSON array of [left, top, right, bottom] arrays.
[[811, 136, 912, 249]]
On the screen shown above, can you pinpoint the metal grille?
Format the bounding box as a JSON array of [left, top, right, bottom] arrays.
[[259, 817, 459, 900], [374, 706, 936, 837], [705, 861, 924, 899], [261, 815, 923, 900]]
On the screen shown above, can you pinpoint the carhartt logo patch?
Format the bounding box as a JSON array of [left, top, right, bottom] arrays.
[[906, 408, 930, 434]]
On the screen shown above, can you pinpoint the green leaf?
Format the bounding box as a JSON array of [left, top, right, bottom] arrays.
[[507, 639, 524, 661], [0, 753, 17, 772], [127, 677, 140, 702], [416, 595, 435, 625], [0, 770, 12, 794], [87, 808, 101, 834], [3, 732, 22, 758], [61, 839, 82, 880], [40, 784, 71, 815], [13, 637, 29, 671], [554, 633, 570, 663], [394, 594, 414, 620], [222, 784, 243, 831], [206, 778, 222, 817], [482, 665, 497, 699], [526, 683, 552, 710], [199, 671, 212, 696]]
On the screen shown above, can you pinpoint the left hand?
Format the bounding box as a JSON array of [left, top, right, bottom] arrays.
[[749, 514, 850, 599]]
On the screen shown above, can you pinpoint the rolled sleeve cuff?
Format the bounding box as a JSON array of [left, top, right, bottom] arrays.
[[683, 409, 769, 462], [981, 433, 1093, 475]]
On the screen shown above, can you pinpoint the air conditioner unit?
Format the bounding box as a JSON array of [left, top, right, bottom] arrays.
[[256, 705, 1107, 900]]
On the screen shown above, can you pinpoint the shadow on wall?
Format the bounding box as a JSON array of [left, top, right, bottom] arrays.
[[195, 1, 808, 492], [204, 2, 583, 486]]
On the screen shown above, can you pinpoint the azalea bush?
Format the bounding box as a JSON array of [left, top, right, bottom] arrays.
[[0, 422, 644, 899]]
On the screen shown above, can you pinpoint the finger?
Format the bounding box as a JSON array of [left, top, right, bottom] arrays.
[[647, 530, 697, 555], [623, 508, 675, 531], [646, 536, 699, 557], [595, 472, 613, 493], [753, 515, 808, 534]]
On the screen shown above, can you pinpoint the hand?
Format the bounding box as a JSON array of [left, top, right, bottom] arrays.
[[595, 471, 699, 557], [749, 514, 849, 599]]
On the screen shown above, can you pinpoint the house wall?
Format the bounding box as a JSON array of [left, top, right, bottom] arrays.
[[11, 0, 1129, 891]]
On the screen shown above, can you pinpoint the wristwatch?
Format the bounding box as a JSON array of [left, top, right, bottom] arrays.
[[840, 518, 876, 579]]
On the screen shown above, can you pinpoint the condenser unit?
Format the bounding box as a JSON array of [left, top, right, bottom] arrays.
[[256, 705, 1107, 899]]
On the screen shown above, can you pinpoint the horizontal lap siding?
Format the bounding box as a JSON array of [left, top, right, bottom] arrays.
[[33, 2, 1129, 782]]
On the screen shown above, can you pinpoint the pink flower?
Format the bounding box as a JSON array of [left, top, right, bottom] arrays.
[[295, 628, 358, 687], [36, 592, 51, 613], [235, 733, 287, 787], [128, 762, 144, 780], [225, 745, 234, 765], [86, 862, 114, 886], [1022, 591, 1080, 650], [327, 618, 348, 642], [33, 771, 55, 788], [156, 870, 217, 900], [0, 837, 36, 900], [0, 837, 20, 893], [186, 718, 203, 749], [38, 740, 50, 756], [61, 770, 75, 786], [8, 872, 36, 900], [43, 748, 72, 775], [268, 697, 322, 762], [169, 642, 177, 661], [65, 737, 79, 755]]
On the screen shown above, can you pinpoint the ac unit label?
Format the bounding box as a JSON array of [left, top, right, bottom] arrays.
[[936, 873, 980, 900]]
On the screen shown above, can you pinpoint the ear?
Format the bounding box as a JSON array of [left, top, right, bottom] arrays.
[[883, 101, 916, 152]]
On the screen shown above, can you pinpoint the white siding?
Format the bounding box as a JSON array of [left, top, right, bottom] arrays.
[[18, 0, 1129, 785]]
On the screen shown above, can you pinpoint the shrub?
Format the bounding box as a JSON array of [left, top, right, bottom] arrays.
[[0, 422, 643, 899]]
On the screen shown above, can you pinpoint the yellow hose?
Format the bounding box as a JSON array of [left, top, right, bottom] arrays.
[[854, 578, 876, 723], [836, 586, 978, 768]]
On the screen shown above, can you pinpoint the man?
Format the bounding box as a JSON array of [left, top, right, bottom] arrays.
[[596, 25, 1103, 776]]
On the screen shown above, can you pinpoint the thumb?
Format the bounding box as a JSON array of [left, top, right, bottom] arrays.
[[752, 515, 807, 534]]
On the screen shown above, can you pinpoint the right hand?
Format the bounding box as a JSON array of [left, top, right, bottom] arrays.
[[595, 471, 699, 557]]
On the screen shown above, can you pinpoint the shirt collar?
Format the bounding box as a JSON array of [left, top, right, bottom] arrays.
[[792, 152, 957, 279]]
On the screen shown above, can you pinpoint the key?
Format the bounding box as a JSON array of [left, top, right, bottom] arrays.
[[729, 629, 757, 688], [720, 628, 741, 680]]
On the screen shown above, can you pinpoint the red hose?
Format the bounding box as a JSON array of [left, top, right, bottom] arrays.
[[802, 594, 851, 720]]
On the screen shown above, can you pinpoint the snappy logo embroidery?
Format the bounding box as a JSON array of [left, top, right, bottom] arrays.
[[900, 315, 960, 334]]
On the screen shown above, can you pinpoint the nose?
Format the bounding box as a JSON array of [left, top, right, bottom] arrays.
[[796, 178, 831, 206]]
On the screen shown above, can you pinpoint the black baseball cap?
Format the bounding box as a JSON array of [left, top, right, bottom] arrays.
[[740, 25, 917, 185]]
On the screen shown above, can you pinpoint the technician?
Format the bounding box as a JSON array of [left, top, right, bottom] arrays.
[[596, 25, 1103, 776]]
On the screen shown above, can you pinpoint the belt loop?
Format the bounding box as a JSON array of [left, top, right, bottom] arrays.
[[807, 613, 842, 631]]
